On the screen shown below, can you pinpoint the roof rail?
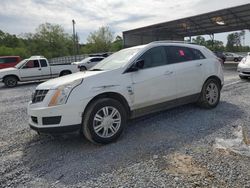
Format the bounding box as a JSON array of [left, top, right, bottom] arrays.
[[149, 40, 197, 44]]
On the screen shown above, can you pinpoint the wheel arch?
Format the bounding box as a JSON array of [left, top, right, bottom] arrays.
[[3, 74, 20, 81], [203, 75, 222, 89], [59, 70, 72, 76], [83, 92, 131, 119]]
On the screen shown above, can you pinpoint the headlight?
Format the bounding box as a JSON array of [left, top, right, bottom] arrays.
[[48, 79, 83, 106]]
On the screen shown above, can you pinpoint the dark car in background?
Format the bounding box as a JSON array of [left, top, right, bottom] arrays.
[[0, 56, 21, 69], [213, 51, 226, 64]]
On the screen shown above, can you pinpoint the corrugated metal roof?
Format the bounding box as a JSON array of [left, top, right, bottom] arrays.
[[123, 3, 250, 37]]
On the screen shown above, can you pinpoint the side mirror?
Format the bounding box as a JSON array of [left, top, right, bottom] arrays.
[[128, 59, 144, 72]]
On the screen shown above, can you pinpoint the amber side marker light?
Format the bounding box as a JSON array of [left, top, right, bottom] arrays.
[[48, 90, 61, 106]]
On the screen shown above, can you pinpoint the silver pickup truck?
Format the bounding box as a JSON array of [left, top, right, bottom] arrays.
[[0, 56, 78, 87]]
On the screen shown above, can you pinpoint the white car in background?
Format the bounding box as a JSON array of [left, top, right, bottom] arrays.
[[72, 57, 105, 71], [28, 41, 224, 144], [237, 52, 250, 79], [224, 52, 243, 62]]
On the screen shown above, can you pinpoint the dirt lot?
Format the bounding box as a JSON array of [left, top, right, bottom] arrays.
[[0, 67, 250, 187]]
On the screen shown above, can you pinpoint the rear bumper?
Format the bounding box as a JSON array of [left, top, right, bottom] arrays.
[[29, 123, 81, 133]]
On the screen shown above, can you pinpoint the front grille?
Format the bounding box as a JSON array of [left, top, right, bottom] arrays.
[[32, 90, 49, 103]]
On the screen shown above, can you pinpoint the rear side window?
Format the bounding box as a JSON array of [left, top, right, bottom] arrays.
[[139, 46, 167, 69], [165, 46, 205, 64], [190, 48, 206, 60], [40, 59, 48, 67]]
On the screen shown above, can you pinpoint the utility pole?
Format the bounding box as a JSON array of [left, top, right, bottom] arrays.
[[72, 19, 77, 62]]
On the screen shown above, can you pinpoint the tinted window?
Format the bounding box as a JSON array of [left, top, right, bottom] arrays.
[[165, 46, 194, 63], [165, 46, 205, 63], [40, 59, 48, 67], [139, 46, 167, 69], [0, 57, 18, 64], [91, 58, 103, 62], [191, 48, 205, 60]]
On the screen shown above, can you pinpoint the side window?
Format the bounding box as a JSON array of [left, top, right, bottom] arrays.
[[0, 57, 17, 64], [190, 48, 206, 60], [40, 59, 48, 67], [91, 58, 103, 62], [139, 46, 167, 69], [23, 60, 40, 69], [165, 46, 196, 63]]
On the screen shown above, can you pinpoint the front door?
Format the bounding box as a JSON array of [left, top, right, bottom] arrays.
[[19, 60, 42, 81], [130, 46, 177, 110]]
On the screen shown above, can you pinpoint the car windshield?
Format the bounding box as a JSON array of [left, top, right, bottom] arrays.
[[90, 47, 142, 71], [79, 57, 92, 64], [15, 59, 28, 68]]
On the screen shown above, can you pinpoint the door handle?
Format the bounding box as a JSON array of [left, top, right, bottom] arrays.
[[196, 63, 202, 67], [164, 71, 173, 76], [38, 68, 41, 71]]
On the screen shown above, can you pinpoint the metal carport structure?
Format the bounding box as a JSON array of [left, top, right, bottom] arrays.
[[123, 3, 250, 47]]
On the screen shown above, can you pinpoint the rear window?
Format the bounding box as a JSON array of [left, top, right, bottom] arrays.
[[165, 46, 205, 64], [0, 57, 18, 64], [40, 59, 48, 67]]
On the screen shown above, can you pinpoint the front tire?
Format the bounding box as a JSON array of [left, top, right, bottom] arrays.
[[4, 76, 18, 87], [82, 98, 127, 144], [234, 58, 239, 62], [197, 78, 221, 109]]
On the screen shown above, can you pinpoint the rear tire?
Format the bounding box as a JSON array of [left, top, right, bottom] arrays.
[[4, 76, 18, 87], [197, 78, 221, 109], [82, 98, 127, 144], [60, 71, 71, 76]]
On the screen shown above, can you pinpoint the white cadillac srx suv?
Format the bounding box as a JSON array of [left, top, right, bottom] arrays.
[[28, 41, 224, 144]]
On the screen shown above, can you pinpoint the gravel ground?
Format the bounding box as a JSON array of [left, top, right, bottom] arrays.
[[0, 68, 250, 187]]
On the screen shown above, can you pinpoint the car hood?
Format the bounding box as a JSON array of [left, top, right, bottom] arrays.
[[36, 71, 106, 90], [0, 67, 17, 73]]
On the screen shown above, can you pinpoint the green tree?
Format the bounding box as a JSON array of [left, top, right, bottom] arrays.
[[226, 32, 241, 52], [30, 23, 74, 58], [84, 26, 114, 53], [110, 35, 123, 52], [192, 36, 206, 46]]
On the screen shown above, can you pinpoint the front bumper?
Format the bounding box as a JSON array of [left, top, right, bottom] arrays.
[[237, 64, 250, 77], [29, 123, 81, 133], [28, 99, 89, 134]]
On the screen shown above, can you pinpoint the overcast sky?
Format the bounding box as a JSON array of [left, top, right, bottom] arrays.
[[0, 0, 249, 44]]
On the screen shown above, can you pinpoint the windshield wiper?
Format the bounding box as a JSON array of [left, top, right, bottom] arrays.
[[90, 68, 103, 71]]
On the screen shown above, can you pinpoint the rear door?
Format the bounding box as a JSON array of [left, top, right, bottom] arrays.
[[130, 46, 177, 109], [165, 46, 205, 98], [19, 59, 42, 81]]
